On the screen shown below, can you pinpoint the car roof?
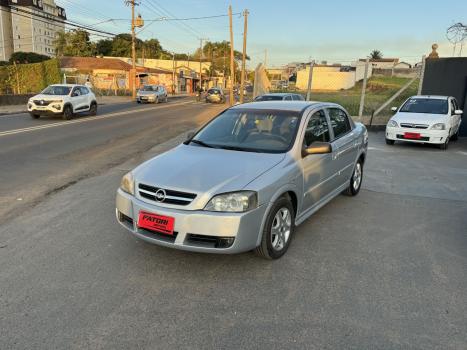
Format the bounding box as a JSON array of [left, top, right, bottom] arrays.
[[260, 93, 297, 96], [50, 84, 82, 88], [411, 95, 450, 100], [231, 101, 332, 112]]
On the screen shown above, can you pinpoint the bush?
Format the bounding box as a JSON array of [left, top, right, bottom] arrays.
[[9, 51, 50, 64], [0, 58, 62, 94]]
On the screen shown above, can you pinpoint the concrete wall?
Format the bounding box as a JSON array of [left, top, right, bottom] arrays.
[[296, 66, 356, 91], [0, 5, 13, 61], [354, 61, 373, 81]]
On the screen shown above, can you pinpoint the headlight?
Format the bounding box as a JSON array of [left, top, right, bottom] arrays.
[[387, 120, 398, 128], [120, 172, 135, 195], [204, 191, 258, 212], [431, 123, 446, 130]]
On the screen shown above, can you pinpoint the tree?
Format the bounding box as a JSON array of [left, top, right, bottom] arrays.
[[370, 50, 383, 60], [53, 30, 96, 57], [9, 52, 50, 64], [142, 38, 164, 58], [96, 39, 113, 56]]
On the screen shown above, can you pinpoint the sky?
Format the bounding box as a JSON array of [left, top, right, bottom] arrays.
[[56, 0, 467, 68]]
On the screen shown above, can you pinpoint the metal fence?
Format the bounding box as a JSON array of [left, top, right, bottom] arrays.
[[268, 57, 425, 124]]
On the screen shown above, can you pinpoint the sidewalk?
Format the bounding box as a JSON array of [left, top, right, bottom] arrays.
[[0, 94, 191, 116]]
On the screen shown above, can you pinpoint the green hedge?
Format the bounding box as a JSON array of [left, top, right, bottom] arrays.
[[0, 58, 61, 94]]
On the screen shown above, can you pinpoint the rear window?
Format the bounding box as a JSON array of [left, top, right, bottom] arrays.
[[400, 98, 448, 114], [254, 95, 284, 101]]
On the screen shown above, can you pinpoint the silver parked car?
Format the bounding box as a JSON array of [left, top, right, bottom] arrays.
[[136, 85, 168, 104], [254, 93, 304, 102], [116, 101, 368, 259]]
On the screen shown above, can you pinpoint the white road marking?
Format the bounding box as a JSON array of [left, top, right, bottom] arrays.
[[456, 151, 467, 156], [0, 100, 193, 138]]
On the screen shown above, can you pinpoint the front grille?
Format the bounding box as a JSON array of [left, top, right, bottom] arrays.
[[138, 183, 196, 206], [397, 134, 430, 141], [400, 123, 429, 129], [33, 100, 52, 106]]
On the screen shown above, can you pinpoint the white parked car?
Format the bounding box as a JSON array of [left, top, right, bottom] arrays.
[[27, 84, 97, 120], [386, 95, 463, 150], [136, 85, 168, 104]]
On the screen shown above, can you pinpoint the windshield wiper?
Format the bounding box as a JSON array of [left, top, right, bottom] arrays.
[[188, 139, 215, 148], [217, 145, 265, 153]]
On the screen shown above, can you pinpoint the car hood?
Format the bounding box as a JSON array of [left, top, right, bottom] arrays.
[[31, 94, 68, 100], [392, 112, 447, 125], [137, 91, 157, 96], [134, 144, 285, 196]]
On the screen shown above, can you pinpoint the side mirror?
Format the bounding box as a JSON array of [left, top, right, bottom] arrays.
[[302, 142, 332, 157], [391, 106, 398, 112], [454, 109, 463, 115]]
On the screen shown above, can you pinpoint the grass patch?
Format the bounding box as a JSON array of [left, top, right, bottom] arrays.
[[273, 76, 419, 117]]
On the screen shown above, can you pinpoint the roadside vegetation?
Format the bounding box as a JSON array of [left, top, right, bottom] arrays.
[[274, 76, 419, 117]]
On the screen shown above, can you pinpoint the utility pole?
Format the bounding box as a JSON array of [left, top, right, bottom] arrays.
[[229, 5, 235, 105], [239, 9, 249, 103], [305, 60, 314, 101], [417, 55, 426, 95], [358, 57, 370, 119], [198, 38, 208, 89], [125, 0, 143, 101], [172, 52, 176, 95]]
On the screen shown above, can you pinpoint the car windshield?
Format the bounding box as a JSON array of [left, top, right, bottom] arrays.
[[208, 89, 220, 94], [41, 86, 72, 95], [190, 109, 300, 153], [255, 95, 284, 101], [400, 98, 448, 114], [140, 85, 156, 91]]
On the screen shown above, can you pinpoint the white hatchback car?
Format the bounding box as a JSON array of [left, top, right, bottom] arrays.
[[385, 95, 463, 150]]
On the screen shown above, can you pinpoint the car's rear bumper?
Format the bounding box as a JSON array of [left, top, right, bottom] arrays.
[[385, 127, 448, 144], [115, 188, 266, 254]]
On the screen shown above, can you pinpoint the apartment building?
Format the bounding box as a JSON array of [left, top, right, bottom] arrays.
[[0, 0, 66, 61]]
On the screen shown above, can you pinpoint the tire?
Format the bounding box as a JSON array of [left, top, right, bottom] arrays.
[[439, 137, 449, 150], [165, 95, 168, 103], [154, 97, 159, 104], [89, 102, 97, 116], [255, 196, 295, 260], [451, 129, 459, 141], [344, 159, 363, 196], [62, 105, 73, 120], [29, 113, 40, 119], [386, 138, 395, 145], [137, 100, 141, 104]]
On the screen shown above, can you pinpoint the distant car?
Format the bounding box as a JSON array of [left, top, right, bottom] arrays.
[[254, 93, 304, 102], [116, 101, 368, 259], [386, 95, 463, 150], [27, 84, 97, 120], [136, 85, 168, 104], [205, 88, 226, 104]]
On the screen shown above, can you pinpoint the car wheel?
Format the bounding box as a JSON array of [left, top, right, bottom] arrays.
[[385, 138, 395, 145], [255, 196, 295, 260], [137, 100, 141, 104], [62, 105, 73, 120], [89, 102, 97, 116], [451, 129, 459, 141], [165, 95, 168, 102], [29, 113, 40, 119], [154, 97, 159, 104], [344, 159, 363, 196], [439, 137, 449, 150]]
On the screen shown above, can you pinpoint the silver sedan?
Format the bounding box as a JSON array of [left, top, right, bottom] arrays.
[[116, 101, 368, 259]]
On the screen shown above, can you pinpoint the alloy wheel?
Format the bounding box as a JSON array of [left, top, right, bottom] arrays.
[[353, 162, 362, 191], [271, 207, 292, 251]]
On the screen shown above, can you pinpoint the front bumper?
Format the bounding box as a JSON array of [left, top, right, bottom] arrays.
[[115, 188, 266, 254], [137, 95, 156, 103], [385, 127, 448, 144], [28, 103, 63, 115]]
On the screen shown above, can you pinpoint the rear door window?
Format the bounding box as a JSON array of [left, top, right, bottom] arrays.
[[328, 108, 351, 139]]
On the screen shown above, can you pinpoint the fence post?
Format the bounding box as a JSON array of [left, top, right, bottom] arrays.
[[305, 60, 314, 101], [417, 55, 426, 95], [358, 57, 370, 119]]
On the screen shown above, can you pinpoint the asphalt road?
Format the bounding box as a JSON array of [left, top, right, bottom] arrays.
[[0, 104, 466, 349], [0, 98, 225, 220]]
